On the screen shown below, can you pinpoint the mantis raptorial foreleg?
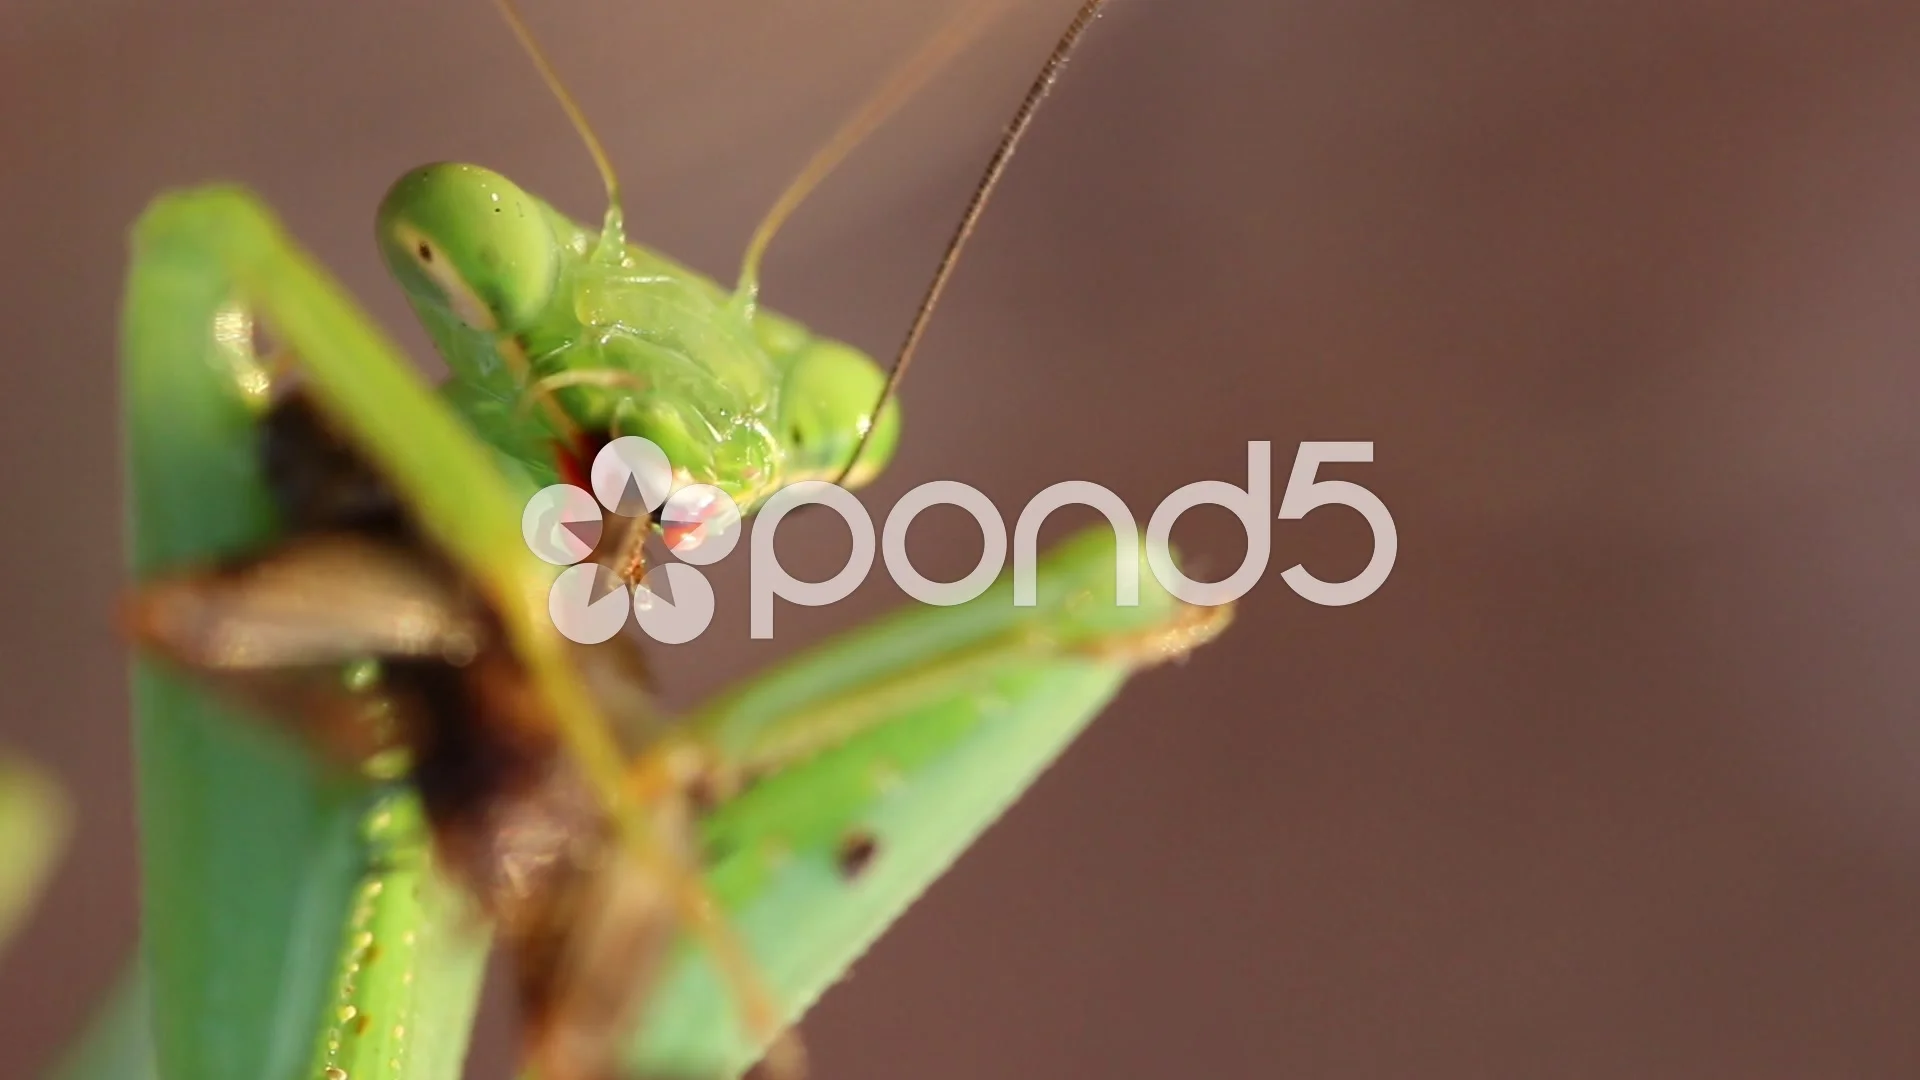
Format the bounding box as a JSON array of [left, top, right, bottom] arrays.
[[124, 188, 505, 1080]]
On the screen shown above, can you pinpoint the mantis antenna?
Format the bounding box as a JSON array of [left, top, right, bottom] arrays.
[[834, 0, 1114, 486], [494, 0, 627, 253], [734, 0, 1013, 309]]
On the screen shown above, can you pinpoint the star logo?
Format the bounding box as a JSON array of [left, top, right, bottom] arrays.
[[520, 436, 740, 644]]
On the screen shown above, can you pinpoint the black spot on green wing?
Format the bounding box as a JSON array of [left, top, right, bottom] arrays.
[[836, 830, 879, 881]]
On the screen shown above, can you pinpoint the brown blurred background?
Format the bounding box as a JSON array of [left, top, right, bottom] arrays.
[[7, 0, 1920, 1076]]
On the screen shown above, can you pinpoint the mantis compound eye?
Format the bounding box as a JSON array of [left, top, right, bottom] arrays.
[[376, 162, 560, 332], [778, 340, 902, 488]]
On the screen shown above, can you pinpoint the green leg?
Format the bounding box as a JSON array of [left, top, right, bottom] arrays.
[[309, 794, 485, 1080]]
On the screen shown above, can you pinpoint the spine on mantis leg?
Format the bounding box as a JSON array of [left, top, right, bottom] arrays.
[[310, 792, 488, 1080], [630, 525, 1232, 1079]]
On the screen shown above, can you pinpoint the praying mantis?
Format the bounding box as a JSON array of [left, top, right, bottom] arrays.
[[110, 2, 1231, 1079]]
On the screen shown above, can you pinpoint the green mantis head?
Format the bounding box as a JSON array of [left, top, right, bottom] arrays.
[[777, 341, 901, 490], [376, 163, 559, 333], [377, 162, 900, 505]]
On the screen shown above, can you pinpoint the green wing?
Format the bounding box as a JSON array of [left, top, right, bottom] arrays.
[[632, 527, 1220, 1077]]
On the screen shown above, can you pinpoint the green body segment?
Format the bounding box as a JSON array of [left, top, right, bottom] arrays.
[[377, 164, 900, 505]]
